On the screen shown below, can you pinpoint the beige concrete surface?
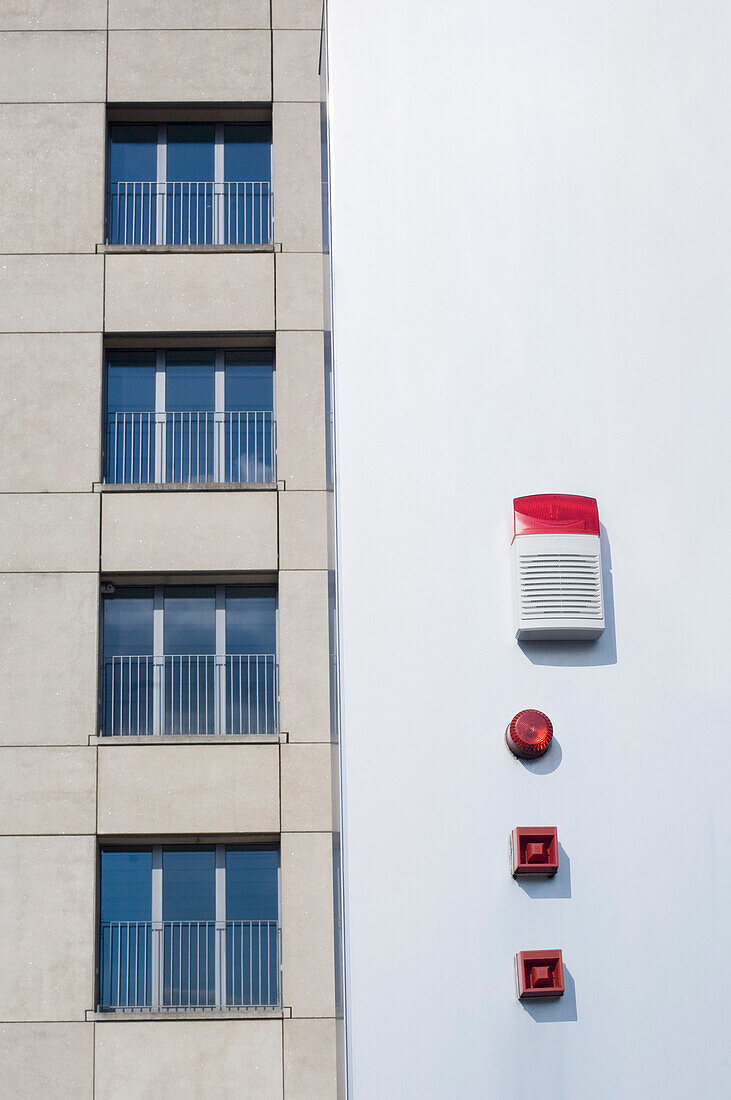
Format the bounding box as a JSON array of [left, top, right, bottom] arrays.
[[0, 494, 99, 572], [0, 572, 98, 745], [278, 570, 331, 742], [0, 836, 95, 1021], [0, 255, 104, 332], [104, 253, 274, 332], [275, 252, 324, 331], [273, 103, 323, 253], [97, 744, 279, 834], [281, 831, 336, 1017], [0, 748, 96, 834], [272, 0, 323, 31], [109, 1, 270, 29], [0, 1, 106, 30], [273, 30, 321, 102], [108, 30, 271, 101], [100, 489, 277, 572], [275, 330, 327, 490], [0, 1023, 94, 1099], [94, 1020, 283, 1100], [0, 333, 102, 492], [279, 491, 329, 570], [284, 1018, 339, 1100], [0, 32, 106, 102], [280, 743, 332, 832], [0, 105, 105, 253]]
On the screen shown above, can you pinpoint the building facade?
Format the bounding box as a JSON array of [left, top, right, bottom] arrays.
[[0, 2, 343, 1097]]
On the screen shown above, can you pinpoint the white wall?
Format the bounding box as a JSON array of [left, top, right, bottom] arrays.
[[327, 2, 731, 1097]]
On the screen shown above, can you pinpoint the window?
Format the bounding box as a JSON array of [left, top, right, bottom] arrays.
[[105, 348, 275, 485], [101, 585, 277, 737], [98, 844, 279, 1011], [107, 122, 272, 245]]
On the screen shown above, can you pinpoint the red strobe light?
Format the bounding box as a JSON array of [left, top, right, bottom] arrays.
[[516, 950, 565, 999], [506, 709, 553, 759]]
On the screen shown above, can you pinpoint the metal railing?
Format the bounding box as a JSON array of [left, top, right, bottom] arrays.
[[99, 920, 280, 1010], [101, 654, 278, 737], [105, 411, 276, 484], [107, 181, 272, 245]]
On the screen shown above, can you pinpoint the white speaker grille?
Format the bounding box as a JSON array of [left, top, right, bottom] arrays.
[[517, 553, 603, 620]]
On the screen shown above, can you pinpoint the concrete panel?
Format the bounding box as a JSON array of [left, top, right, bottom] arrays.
[[275, 252, 324, 331], [0, 32, 106, 102], [0, 1023, 94, 1100], [95, 1020, 283, 1100], [104, 253, 274, 333], [280, 743, 332, 832], [279, 491, 329, 570], [109, 1, 270, 29], [0, 334, 102, 493], [0, 748, 96, 835], [0, 573, 98, 746], [0, 255, 104, 332], [0, 494, 99, 572], [100, 490, 277, 572], [272, 103, 323, 252], [97, 744, 279, 835], [284, 1019, 339, 1100], [275, 330, 327, 490], [108, 31, 271, 102], [278, 570, 330, 742], [273, 30, 321, 102], [0, 836, 95, 1021], [272, 1, 322, 31], [0, 2, 106, 30], [0, 106, 105, 252], [281, 831, 335, 1017]]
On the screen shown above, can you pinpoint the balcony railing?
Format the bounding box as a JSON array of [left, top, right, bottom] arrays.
[[105, 411, 276, 485], [101, 654, 278, 737], [99, 920, 280, 1011], [107, 181, 272, 245]]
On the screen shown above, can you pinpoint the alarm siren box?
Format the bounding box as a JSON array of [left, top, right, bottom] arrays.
[[512, 494, 605, 641]]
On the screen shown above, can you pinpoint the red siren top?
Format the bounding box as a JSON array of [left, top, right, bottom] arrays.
[[513, 494, 600, 538]]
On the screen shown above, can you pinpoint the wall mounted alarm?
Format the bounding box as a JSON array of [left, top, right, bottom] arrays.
[[505, 709, 553, 759], [511, 827, 559, 876], [513, 493, 605, 640], [515, 950, 565, 999]]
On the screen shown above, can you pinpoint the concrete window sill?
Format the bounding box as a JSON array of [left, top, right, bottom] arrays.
[[93, 481, 281, 493], [97, 243, 281, 254], [87, 1007, 292, 1022], [89, 733, 287, 745]]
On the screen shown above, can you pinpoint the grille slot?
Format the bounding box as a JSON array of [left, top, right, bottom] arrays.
[[517, 553, 603, 620]]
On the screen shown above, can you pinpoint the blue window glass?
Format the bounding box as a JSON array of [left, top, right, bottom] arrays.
[[163, 586, 215, 655], [224, 351, 275, 482], [106, 351, 156, 483], [165, 351, 215, 482], [223, 124, 271, 182], [99, 847, 153, 1009], [108, 124, 157, 245], [98, 845, 279, 1010], [225, 846, 279, 920], [162, 847, 216, 921], [100, 847, 153, 923], [109, 124, 157, 184], [225, 586, 277, 654], [224, 351, 274, 410], [103, 587, 154, 658]]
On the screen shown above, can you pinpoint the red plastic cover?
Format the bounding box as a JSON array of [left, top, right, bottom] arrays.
[[513, 494, 600, 537]]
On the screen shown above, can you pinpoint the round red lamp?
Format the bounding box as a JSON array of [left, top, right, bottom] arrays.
[[506, 709, 553, 759]]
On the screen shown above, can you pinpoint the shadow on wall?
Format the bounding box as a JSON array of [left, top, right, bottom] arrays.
[[519, 524, 617, 667], [515, 843, 571, 900], [515, 736, 562, 775], [521, 965, 578, 1023]]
